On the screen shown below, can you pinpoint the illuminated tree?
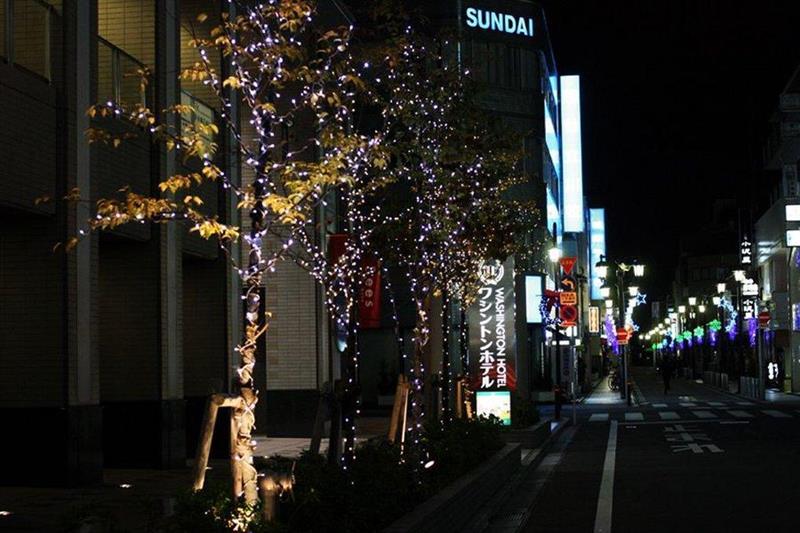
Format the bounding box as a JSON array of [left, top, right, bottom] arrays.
[[367, 29, 538, 457], [75, 0, 383, 519]]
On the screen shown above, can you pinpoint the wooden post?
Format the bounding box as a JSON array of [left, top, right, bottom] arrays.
[[192, 394, 241, 492], [309, 384, 329, 455], [455, 378, 463, 419], [387, 375, 407, 443]]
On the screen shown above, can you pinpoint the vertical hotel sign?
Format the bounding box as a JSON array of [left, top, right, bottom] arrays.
[[469, 257, 517, 391]]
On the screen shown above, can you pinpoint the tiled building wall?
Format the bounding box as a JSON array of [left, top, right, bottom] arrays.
[[98, 0, 154, 68], [98, 235, 161, 401], [183, 256, 227, 396], [0, 214, 65, 406]]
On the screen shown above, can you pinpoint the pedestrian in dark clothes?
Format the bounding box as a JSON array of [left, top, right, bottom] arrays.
[[662, 356, 673, 395]]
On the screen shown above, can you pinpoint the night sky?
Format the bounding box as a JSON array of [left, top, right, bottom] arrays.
[[539, 0, 800, 299]]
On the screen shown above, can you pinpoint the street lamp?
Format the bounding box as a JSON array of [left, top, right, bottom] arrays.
[[595, 255, 609, 279], [717, 282, 726, 294], [548, 244, 562, 263], [712, 296, 721, 306], [733, 270, 746, 283], [688, 296, 697, 306], [698, 304, 706, 313], [627, 285, 639, 297], [632, 261, 645, 278], [678, 305, 687, 314], [604, 299, 614, 309], [600, 281, 611, 299]]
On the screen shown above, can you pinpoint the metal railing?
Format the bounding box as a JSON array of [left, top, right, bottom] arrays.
[[1, 0, 55, 80], [97, 36, 150, 107]]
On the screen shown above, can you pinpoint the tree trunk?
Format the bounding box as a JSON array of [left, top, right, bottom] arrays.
[[441, 289, 451, 422]]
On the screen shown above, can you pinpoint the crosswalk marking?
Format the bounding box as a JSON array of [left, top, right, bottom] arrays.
[[729, 410, 754, 418], [652, 403, 668, 408], [624, 412, 644, 421], [707, 402, 726, 407], [589, 413, 609, 422], [736, 401, 755, 406], [762, 409, 791, 418], [658, 411, 680, 420], [692, 410, 717, 419], [679, 402, 697, 407]]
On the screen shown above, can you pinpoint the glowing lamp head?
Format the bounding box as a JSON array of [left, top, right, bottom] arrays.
[[633, 262, 645, 278], [717, 282, 726, 294], [595, 255, 609, 279], [628, 285, 639, 297], [678, 305, 687, 314], [712, 296, 721, 306], [548, 245, 562, 263], [600, 282, 611, 299], [688, 296, 697, 306], [664, 318, 670, 324], [698, 304, 706, 313], [733, 270, 746, 283], [604, 299, 614, 309]]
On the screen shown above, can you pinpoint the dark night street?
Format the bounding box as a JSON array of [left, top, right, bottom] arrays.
[[518, 367, 800, 533], [3, 1, 800, 531]]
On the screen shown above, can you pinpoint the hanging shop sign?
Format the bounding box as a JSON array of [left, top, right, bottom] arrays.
[[742, 298, 756, 320], [741, 280, 759, 297], [359, 258, 382, 329], [740, 236, 752, 265], [469, 257, 517, 391], [589, 306, 600, 334]]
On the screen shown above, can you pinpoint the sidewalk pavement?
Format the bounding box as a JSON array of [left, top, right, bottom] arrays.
[[583, 373, 627, 406], [0, 418, 389, 532]]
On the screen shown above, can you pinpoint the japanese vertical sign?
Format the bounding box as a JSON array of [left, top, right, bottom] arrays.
[[469, 257, 517, 391]]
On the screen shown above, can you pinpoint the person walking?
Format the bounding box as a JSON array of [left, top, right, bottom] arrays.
[[662, 356, 674, 395]]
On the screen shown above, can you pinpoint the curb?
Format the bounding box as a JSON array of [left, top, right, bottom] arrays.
[[470, 418, 571, 533]]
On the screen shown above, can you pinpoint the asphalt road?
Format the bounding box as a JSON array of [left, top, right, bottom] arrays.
[[520, 366, 800, 533]]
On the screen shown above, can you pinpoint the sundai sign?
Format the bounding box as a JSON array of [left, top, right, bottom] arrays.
[[462, 1, 544, 46], [465, 7, 535, 37]]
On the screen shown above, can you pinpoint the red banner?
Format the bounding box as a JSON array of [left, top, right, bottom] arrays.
[[329, 234, 382, 328], [359, 258, 382, 328]]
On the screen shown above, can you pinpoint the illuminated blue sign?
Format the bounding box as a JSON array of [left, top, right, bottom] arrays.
[[544, 102, 561, 180], [561, 76, 584, 233], [590, 209, 606, 300], [465, 7, 535, 37]]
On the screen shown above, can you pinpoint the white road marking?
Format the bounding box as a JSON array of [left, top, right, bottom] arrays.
[[692, 410, 717, 419], [762, 409, 791, 418], [624, 412, 644, 421], [729, 410, 754, 418], [679, 402, 697, 407], [594, 420, 618, 533], [736, 401, 755, 406], [671, 443, 724, 454], [589, 413, 609, 422], [652, 403, 668, 408], [707, 402, 726, 407], [658, 411, 680, 420]]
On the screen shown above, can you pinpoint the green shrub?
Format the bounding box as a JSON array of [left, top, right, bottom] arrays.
[[167, 417, 505, 532]]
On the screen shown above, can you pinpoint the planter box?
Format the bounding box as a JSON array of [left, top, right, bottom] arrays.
[[501, 419, 550, 449], [383, 443, 521, 533]]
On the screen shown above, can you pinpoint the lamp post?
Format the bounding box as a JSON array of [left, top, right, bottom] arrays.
[[595, 254, 645, 402], [547, 225, 563, 414]]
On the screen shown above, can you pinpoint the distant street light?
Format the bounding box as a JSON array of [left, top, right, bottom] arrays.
[[633, 262, 645, 277], [698, 304, 706, 313], [733, 270, 746, 282], [688, 296, 697, 306], [595, 255, 609, 279], [600, 281, 612, 299], [678, 305, 687, 314], [717, 282, 726, 294], [627, 285, 639, 296], [712, 296, 721, 306], [548, 245, 562, 263]]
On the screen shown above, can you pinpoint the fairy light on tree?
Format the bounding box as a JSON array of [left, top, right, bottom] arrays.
[[62, 0, 385, 522]]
